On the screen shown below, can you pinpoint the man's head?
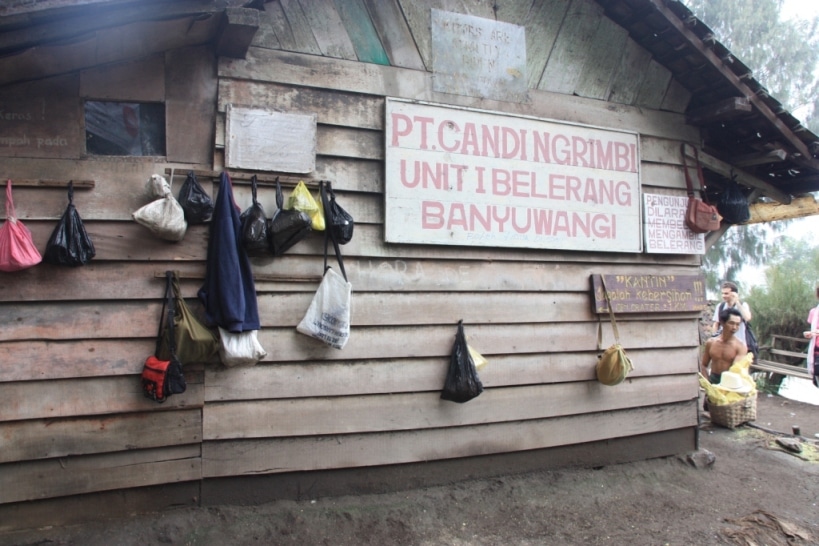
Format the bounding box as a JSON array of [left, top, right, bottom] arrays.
[[721, 281, 739, 304], [719, 306, 742, 336]]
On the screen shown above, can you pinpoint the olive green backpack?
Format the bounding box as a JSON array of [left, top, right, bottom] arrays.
[[157, 271, 219, 364], [596, 276, 635, 386]]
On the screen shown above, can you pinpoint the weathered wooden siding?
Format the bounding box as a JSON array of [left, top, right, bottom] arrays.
[[208, 25, 701, 489], [254, 0, 690, 112], [0, 0, 703, 529]]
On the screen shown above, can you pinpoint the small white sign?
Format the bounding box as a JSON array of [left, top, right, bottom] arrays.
[[385, 99, 642, 253], [643, 193, 705, 254], [225, 105, 316, 173], [431, 9, 527, 103]]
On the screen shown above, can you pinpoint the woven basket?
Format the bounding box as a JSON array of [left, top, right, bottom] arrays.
[[709, 393, 757, 429]]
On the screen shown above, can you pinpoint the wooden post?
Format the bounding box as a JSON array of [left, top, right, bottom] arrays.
[[216, 7, 260, 59]]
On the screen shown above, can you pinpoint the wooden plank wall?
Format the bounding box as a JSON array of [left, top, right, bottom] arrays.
[[252, 0, 691, 113], [203, 39, 703, 482], [0, 0, 703, 525], [0, 49, 212, 520]]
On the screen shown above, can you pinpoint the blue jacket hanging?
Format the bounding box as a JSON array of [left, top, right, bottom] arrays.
[[198, 172, 261, 332]]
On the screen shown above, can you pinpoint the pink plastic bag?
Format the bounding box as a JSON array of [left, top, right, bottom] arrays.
[[0, 179, 42, 272]]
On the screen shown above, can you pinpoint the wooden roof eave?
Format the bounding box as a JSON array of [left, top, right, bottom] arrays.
[[684, 146, 792, 205], [746, 195, 819, 224], [649, 0, 819, 174], [0, 0, 228, 56]]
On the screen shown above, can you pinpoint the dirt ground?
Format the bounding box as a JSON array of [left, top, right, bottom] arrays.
[[2, 391, 819, 546]]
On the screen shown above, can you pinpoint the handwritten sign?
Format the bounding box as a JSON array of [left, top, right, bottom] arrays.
[[431, 9, 527, 103], [643, 193, 704, 254], [0, 97, 81, 159], [225, 105, 316, 173], [384, 98, 642, 252], [591, 273, 707, 314]]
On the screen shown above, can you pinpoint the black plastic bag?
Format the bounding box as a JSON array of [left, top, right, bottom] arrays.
[[441, 320, 484, 403], [320, 180, 354, 245], [178, 171, 214, 224], [267, 178, 312, 256], [716, 177, 750, 224], [240, 175, 269, 256], [44, 181, 95, 266]]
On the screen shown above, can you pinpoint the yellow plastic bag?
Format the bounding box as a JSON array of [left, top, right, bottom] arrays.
[[286, 181, 324, 231], [468, 345, 488, 371], [729, 353, 753, 376]]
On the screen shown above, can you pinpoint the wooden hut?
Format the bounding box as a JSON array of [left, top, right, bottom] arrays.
[[1, 0, 818, 530]]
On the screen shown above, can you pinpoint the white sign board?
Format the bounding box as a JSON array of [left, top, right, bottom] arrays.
[[225, 105, 316, 173], [384, 99, 642, 253], [431, 9, 527, 103], [643, 193, 705, 254]]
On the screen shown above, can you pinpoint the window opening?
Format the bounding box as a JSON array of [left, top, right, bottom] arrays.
[[84, 101, 165, 156]]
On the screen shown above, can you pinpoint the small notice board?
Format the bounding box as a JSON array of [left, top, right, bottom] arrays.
[[591, 273, 707, 314], [225, 105, 316, 173], [643, 192, 704, 254]]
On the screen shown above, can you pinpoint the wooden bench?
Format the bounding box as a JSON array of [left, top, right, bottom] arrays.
[[752, 334, 814, 380]]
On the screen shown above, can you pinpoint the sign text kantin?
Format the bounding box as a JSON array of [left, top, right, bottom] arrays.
[[591, 274, 707, 314], [384, 99, 642, 252]]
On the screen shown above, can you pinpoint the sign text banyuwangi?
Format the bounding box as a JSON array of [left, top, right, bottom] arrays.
[[385, 99, 642, 252]]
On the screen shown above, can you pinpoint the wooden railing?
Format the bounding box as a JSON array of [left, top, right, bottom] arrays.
[[752, 334, 813, 380]]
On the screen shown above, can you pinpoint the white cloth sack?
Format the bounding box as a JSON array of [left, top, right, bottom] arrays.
[[147, 174, 172, 198], [218, 327, 267, 367], [297, 267, 352, 349], [133, 194, 187, 241]]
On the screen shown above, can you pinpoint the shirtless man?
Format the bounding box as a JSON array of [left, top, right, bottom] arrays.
[[702, 307, 748, 384]]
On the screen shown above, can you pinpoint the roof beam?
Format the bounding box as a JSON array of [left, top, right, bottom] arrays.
[[215, 7, 259, 59], [746, 195, 819, 224], [650, 0, 819, 172], [778, 176, 819, 195], [0, 1, 227, 56], [729, 148, 788, 167], [685, 96, 752, 125], [684, 146, 792, 204]]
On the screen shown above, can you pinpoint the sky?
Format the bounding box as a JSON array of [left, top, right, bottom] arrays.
[[733, 0, 819, 291], [780, 0, 819, 20]]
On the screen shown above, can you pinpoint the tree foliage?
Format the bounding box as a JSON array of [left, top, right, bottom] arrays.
[[683, 0, 819, 132], [745, 237, 819, 348], [701, 224, 772, 292], [683, 0, 819, 290]]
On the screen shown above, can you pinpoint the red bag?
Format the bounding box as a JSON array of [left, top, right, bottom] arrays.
[[0, 180, 42, 272], [141, 271, 187, 403], [141, 354, 186, 403], [142, 356, 171, 402], [685, 197, 721, 234], [681, 145, 721, 234]]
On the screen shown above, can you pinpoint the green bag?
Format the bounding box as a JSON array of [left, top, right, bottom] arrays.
[[157, 271, 219, 364], [596, 343, 634, 386], [595, 275, 635, 386]]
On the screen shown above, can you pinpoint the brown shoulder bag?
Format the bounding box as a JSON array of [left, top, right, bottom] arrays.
[[681, 144, 721, 233]]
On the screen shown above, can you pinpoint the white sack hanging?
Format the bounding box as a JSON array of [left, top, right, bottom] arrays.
[[297, 267, 352, 349], [133, 173, 187, 241]]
